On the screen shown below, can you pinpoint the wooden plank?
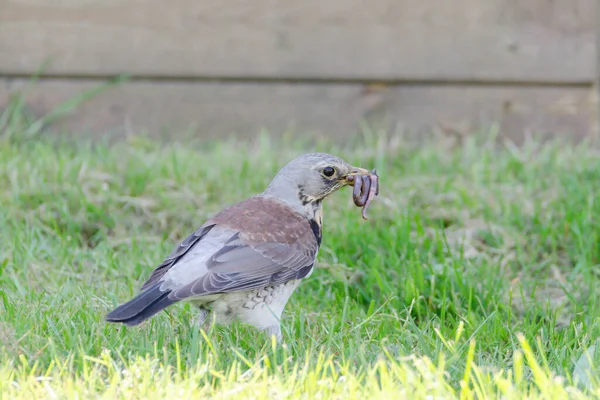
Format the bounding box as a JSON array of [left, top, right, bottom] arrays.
[[1, 79, 597, 142], [0, 0, 596, 82]]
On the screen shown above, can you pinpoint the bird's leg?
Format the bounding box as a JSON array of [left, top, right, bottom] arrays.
[[194, 307, 213, 332], [262, 325, 282, 342]]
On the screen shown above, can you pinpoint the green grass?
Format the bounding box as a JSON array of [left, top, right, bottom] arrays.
[[0, 104, 600, 398]]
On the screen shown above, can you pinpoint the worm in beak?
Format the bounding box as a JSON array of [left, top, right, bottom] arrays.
[[347, 169, 379, 220]]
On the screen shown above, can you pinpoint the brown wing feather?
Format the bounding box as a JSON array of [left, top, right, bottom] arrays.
[[209, 196, 313, 244], [168, 196, 320, 300]]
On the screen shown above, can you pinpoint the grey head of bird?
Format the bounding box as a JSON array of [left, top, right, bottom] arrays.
[[262, 152, 370, 214]]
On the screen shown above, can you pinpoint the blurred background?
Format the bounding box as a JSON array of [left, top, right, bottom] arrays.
[[0, 0, 598, 142]]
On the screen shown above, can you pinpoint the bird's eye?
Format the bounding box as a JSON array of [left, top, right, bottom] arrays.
[[322, 166, 336, 177]]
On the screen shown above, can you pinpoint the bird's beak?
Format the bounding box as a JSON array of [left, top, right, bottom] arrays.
[[344, 167, 370, 185]]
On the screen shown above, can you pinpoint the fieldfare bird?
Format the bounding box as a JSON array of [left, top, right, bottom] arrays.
[[106, 153, 377, 340]]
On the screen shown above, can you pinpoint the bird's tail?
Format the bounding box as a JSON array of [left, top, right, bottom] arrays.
[[105, 283, 179, 326]]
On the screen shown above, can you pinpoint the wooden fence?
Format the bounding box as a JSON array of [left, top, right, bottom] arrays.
[[1, 0, 598, 141]]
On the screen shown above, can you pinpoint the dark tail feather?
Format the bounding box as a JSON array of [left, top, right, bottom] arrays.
[[106, 284, 179, 326]]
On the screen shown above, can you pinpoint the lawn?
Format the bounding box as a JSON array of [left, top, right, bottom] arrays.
[[0, 106, 599, 398]]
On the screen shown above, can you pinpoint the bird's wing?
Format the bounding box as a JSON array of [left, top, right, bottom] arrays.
[[144, 196, 321, 300], [140, 223, 217, 290]]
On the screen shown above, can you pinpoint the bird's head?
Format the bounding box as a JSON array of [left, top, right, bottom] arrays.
[[263, 153, 370, 210]]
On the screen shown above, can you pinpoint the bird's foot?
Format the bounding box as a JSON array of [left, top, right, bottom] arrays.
[[194, 307, 213, 332], [262, 325, 282, 343]]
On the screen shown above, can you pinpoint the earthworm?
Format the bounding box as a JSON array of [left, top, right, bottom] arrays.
[[358, 175, 371, 205], [361, 169, 379, 220], [349, 169, 379, 220], [353, 175, 370, 206], [351, 175, 361, 204]]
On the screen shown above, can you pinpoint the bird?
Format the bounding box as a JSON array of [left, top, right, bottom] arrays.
[[105, 152, 372, 341]]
